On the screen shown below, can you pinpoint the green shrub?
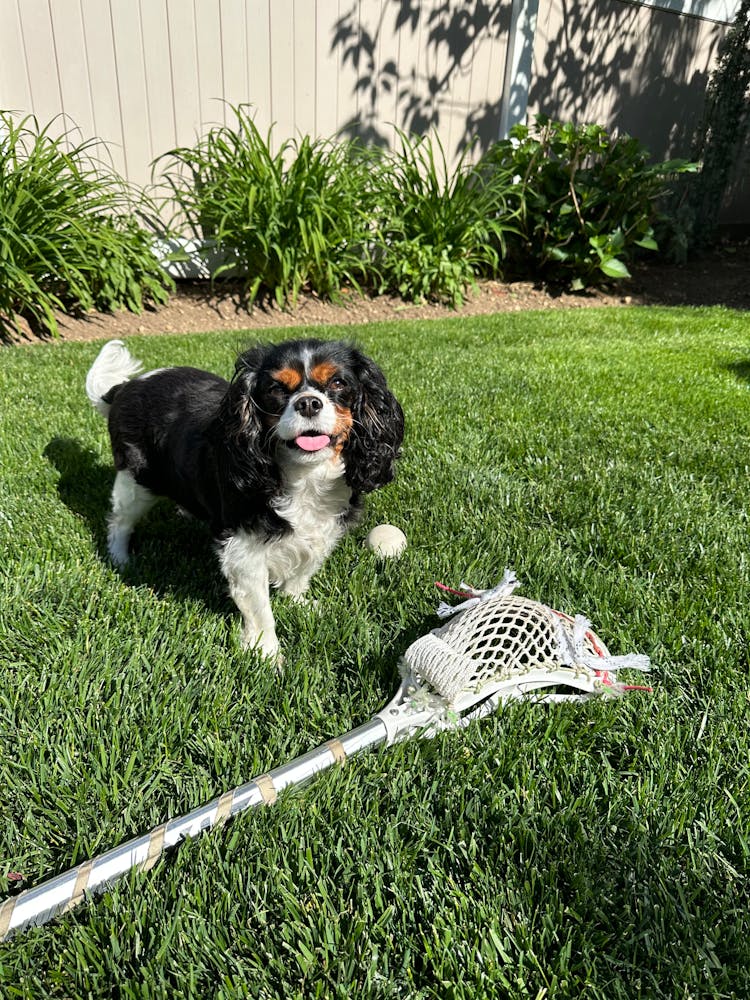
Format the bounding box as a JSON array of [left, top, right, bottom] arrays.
[[158, 106, 378, 307], [0, 112, 172, 337], [372, 130, 516, 306], [481, 115, 696, 288]]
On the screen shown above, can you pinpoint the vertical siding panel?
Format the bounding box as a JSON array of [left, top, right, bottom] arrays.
[[315, 0, 340, 138], [165, 0, 201, 148], [335, 0, 383, 145], [15, 0, 61, 129], [337, 0, 355, 140], [463, 18, 495, 158], [425, 0, 460, 155], [195, 0, 226, 128], [109, 1, 151, 183], [139, 0, 175, 161], [443, 27, 466, 156], [269, 0, 295, 143], [351, 0, 365, 138], [387, 0, 402, 142], [373, 0, 393, 140], [0, 1, 32, 113], [79, 0, 126, 176], [485, 26, 509, 146], [293, 0, 316, 134], [45, 1, 95, 142], [394, 0, 424, 142], [246, 0, 272, 137], [218, 0, 247, 124]]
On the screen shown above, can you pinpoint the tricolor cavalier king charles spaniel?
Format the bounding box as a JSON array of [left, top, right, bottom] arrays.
[[86, 338, 404, 659]]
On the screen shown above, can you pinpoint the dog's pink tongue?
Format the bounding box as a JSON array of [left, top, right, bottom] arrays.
[[295, 434, 331, 452]]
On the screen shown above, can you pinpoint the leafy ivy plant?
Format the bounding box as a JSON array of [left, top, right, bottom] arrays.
[[685, 0, 750, 250]]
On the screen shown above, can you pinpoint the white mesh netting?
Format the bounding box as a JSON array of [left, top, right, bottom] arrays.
[[401, 573, 650, 706]]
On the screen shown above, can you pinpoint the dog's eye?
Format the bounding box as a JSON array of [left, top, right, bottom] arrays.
[[329, 376, 347, 390]]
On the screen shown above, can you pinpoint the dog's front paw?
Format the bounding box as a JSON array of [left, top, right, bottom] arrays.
[[107, 535, 131, 568], [241, 627, 284, 668]]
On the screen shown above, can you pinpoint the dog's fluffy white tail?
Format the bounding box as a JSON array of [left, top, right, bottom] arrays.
[[86, 340, 143, 417]]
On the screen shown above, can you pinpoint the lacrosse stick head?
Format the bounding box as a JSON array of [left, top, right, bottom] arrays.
[[399, 571, 651, 712]]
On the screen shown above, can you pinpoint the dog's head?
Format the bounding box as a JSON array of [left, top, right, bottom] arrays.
[[222, 338, 404, 495]]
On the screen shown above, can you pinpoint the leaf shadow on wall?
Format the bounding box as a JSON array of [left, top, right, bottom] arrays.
[[330, 0, 724, 161]]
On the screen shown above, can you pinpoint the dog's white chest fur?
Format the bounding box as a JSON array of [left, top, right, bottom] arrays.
[[265, 460, 352, 589], [220, 459, 351, 603], [217, 460, 352, 654]]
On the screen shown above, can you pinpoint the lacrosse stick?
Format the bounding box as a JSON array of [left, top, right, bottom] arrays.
[[0, 570, 650, 940]]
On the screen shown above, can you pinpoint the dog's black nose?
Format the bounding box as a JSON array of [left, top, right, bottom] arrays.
[[294, 395, 324, 419]]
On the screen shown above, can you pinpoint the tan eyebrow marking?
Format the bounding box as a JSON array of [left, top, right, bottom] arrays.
[[310, 361, 339, 386], [272, 367, 303, 391]]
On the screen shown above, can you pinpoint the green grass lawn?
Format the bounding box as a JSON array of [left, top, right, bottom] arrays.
[[1, 307, 748, 998]]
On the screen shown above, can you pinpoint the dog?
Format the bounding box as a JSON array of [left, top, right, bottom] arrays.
[[86, 337, 404, 659]]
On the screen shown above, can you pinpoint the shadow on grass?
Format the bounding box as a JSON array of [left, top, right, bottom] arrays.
[[44, 437, 112, 551], [44, 436, 230, 616], [724, 360, 750, 385]]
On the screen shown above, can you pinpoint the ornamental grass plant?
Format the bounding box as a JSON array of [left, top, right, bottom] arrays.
[[370, 130, 517, 306], [0, 113, 172, 338], [158, 106, 379, 307]]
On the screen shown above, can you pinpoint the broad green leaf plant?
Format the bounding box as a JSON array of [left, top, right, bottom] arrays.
[[481, 115, 697, 288]]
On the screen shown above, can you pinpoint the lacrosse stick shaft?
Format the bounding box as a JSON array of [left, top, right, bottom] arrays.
[[0, 719, 386, 941]]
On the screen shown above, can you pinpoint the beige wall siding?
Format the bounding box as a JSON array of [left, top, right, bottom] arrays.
[[529, 0, 725, 161], [0, 0, 746, 222], [0, 0, 514, 185], [325, 1, 514, 155]]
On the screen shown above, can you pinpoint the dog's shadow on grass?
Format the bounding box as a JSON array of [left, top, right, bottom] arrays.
[[725, 360, 750, 386], [44, 436, 230, 615]]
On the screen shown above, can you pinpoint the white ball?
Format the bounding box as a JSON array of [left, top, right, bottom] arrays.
[[364, 523, 407, 558]]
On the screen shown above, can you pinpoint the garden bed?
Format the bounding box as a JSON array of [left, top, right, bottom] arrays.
[[4, 240, 749, 345]]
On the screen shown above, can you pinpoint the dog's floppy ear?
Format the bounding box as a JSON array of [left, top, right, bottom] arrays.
[[344, 350, 404, 495], [218, 346, 279, 494]]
